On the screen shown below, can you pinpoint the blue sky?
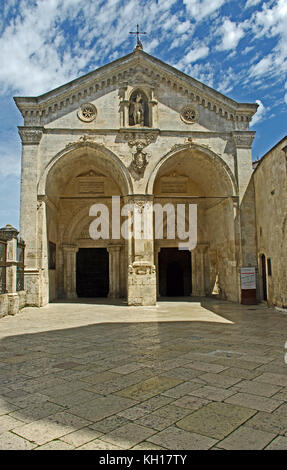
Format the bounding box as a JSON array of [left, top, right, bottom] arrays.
[[0, 0, 286, 229]]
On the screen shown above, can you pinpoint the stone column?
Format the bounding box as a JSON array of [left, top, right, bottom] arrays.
[[0, 225, 19, 315], [232, 132, 258, 302], [149, 88, 158, 128], [191, 245, 206, 296], [37, 196, 49, 306], [107, 245, 121, 298], [232, 198, 242, 303], [233, 131, 255, 203], [126, 195, 156, 306], [118, 85, 129, 127], [63, 245, 78, 299], [154, 246, 161, 298], [18, 126, 43, 306]]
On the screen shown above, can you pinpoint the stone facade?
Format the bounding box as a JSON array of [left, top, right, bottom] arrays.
[[14, 48, 259, 307], [252, 136, 287, 308]]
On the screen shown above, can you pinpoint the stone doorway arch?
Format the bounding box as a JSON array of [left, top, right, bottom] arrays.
[[149, 144, 240, 302], [39, 143, 131, 303]]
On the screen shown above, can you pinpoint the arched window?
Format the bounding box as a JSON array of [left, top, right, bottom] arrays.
[[129, 90, 150, 127]]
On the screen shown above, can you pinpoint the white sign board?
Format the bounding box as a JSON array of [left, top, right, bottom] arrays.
[[241, 267, 256, 290]]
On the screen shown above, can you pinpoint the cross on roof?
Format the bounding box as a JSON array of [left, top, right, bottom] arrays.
[[129, 24, 147, 50]]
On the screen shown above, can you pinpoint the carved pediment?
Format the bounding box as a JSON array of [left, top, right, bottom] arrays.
[[14, 49, 258, 127]]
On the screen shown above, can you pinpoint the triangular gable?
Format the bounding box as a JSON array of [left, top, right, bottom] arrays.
[[14, 49, 258, 126]]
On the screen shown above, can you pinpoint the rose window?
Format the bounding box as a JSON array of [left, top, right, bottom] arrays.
[[77, 103, 97, 122], [180, 106, 198, 124]]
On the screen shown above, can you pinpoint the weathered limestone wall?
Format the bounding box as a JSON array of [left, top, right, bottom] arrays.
[[0, 294, 9, 318], [253, 137, 287, 308], [206, 198, 238, 301]]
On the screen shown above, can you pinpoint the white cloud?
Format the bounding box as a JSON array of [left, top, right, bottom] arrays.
[[216, 18, 246, 51], [183, 0, 227, 20], [182, 45, 210, 63], [245, 0, 262, 8], [249, 0, 287, 79], [0, 0, 200, 96], [249, 55, 273, 77], [250, 99, 266, 126], [242, 46, 254, 55], [216, 67, 236, 94]]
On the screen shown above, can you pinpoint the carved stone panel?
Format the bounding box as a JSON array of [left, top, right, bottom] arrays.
[[160, 173, 188, 193], [77, 170, 105, 194]]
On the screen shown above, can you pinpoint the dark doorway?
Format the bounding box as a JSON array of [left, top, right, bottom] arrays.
[[261, 254, 267, 301], [76, 248, 109, 297], [159, 248, 191, 297], [167, 261, 184, 296]]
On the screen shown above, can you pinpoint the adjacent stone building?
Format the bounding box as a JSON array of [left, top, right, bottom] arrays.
[[14, 47, 261, 307], [252, 136, 287, 308]]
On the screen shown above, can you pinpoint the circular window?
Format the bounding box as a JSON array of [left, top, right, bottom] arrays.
[[180, 105, 198, 124], [77, 103, 97, 122]]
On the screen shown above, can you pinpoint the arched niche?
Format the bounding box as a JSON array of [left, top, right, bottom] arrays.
[[129, 89, 150, 127], [147, 144, 237, 197], [39, 142, 133, 205]]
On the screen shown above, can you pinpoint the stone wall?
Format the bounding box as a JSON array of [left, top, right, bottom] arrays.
[[0, 225, 27, 318], [253, 136, 287, 308], [0, 291, 27, 318]]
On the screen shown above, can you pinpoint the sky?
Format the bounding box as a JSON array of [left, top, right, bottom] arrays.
[[0, 0, 286, 229]]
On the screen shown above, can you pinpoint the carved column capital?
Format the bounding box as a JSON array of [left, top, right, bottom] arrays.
[[0, 224, 19, 241], [18, 126, 44, 145], [232, 131, 255, 149], [107, 245, 122, 253], [62, 244, 79, 253]]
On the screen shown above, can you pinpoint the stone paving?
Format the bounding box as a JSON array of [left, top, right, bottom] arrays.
[[0, 297, 287, 450]]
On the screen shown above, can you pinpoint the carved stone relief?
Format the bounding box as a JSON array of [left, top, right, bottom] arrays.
[[124, 132, 157, 179]]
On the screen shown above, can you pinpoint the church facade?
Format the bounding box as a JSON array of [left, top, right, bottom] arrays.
[[14, 48, 259, 307]]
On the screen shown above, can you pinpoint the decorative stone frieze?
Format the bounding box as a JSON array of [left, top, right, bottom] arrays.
[[18, 126, 43, 145], [123, 131, 158, 146]]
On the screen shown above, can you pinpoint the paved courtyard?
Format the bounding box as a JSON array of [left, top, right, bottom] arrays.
[[0, 297, 287, 450]]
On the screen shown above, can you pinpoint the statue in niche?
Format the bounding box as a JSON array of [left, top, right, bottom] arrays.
[[129, 91, 149, 127]]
